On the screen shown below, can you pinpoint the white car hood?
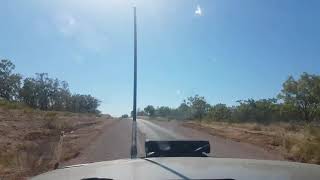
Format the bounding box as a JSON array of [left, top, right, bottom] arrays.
[[32, 157, 320, 180]]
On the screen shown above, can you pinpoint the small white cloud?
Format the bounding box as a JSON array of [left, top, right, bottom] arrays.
[[195, 5, 202, 16]]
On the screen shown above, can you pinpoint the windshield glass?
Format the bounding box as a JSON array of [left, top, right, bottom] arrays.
[[1, 0, 320, 179]]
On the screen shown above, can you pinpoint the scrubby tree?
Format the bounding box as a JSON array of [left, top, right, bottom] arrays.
[[0, 59, 22, 101], [185, 95, 209, 120], [278, 102, 301, 122], [20, 77, 38, 108], [155, 106, 171, 117], [175, 102, 192, 120], [278, 73, 320, 122], [121, 114, 129, 118], [67, 94, 100, 113], [0, 59, 101, 114], [137, 109, 146, 116], [51, 80, 71, 111], [36, 73, 52, 110], [207, 103, 231, 121], [20, 73, 100, 113], [231, 99, 280, 123], [144, 105, 155, 116]]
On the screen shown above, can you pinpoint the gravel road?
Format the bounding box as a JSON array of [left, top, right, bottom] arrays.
[[64, 118, 283, 166]]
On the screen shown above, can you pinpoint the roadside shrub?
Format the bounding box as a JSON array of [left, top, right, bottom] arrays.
[[63, 112, 74, 117], [289, 141, 320, 164], [43, 112, 72, 131], [284, 125, 320, 164], [45, 118, 72, 131], [46, 112, 58, 118], [251, 124, 262, 131], [270, 134, 283, 146], [283, 123, 300, 132], [0, 99, 29, 110], [283, 136, 296, 151], [121, 114, 129, 118], [23, 107, 34, 114], [305, 124, 320, 138]]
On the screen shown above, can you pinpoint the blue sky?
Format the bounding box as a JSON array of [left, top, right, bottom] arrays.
[[1, 0, 320, 116]]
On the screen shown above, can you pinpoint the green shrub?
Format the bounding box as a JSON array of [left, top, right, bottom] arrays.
[[0, 99, 29, 110]]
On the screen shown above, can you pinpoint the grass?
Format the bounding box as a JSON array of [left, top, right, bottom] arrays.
[[250, 124, 262, 131], [0, 103, 113, 179], [190, 120, 320, 164], [44, 113, 73, 131], [63, 112, 74, 117], [283, 125, 320, 164], [283, 123, 300, 132], [0, 99, 30, 110], [0, 152, 16, 169], [286, 138, 320, 163], [45, 111, 58, 119]]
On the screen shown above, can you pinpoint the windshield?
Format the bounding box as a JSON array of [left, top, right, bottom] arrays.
[[1, 0, 320, 179]]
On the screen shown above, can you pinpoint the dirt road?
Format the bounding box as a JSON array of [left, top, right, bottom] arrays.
[[64, 119, 283, 166]]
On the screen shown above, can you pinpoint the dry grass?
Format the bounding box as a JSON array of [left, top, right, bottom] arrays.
[[283, 125, 320, 164], [43, 112, 74, 131], [0, 100, 31, 111], [0, 106, 113, 179], [184, 121, 320, 164]]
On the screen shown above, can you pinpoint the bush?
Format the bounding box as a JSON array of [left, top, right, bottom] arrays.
[[23, 108, 34, 114], [251, 124, 262, 131], [289, 141, 320, 164], [0, 99, 29, 110], [121, 114, 129, 118], [44, 118, 72, 131], [63, 112, 74, 117], [43, 112, 72, 131], [46, 111, 58, 118], [283, 125, 320, 164]]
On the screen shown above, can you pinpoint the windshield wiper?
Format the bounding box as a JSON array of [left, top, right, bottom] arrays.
[[194, 144, 210, 152], [81, 178, 112, 180], [144, 158, 190, 180]]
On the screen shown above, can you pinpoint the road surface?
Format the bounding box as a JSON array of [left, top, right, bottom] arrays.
[[64, 119, 283, 166]]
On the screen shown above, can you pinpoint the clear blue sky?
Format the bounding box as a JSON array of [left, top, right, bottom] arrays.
[[1, 0, 320, 116]]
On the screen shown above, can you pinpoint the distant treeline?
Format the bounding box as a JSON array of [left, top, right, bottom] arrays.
[[0, 59, 100, 114], [138, 73, 320, 123]]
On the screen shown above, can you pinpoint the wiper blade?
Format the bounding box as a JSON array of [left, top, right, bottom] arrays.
[[194, 144, 210, 152], [81, 178, 112, 180], [146, 151, 155, 156]]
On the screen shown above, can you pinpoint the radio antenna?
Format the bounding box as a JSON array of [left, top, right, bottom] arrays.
[[130, 6, 138, 159]]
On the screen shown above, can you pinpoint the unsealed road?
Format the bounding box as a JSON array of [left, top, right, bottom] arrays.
[[64, 119, 283, 166]]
